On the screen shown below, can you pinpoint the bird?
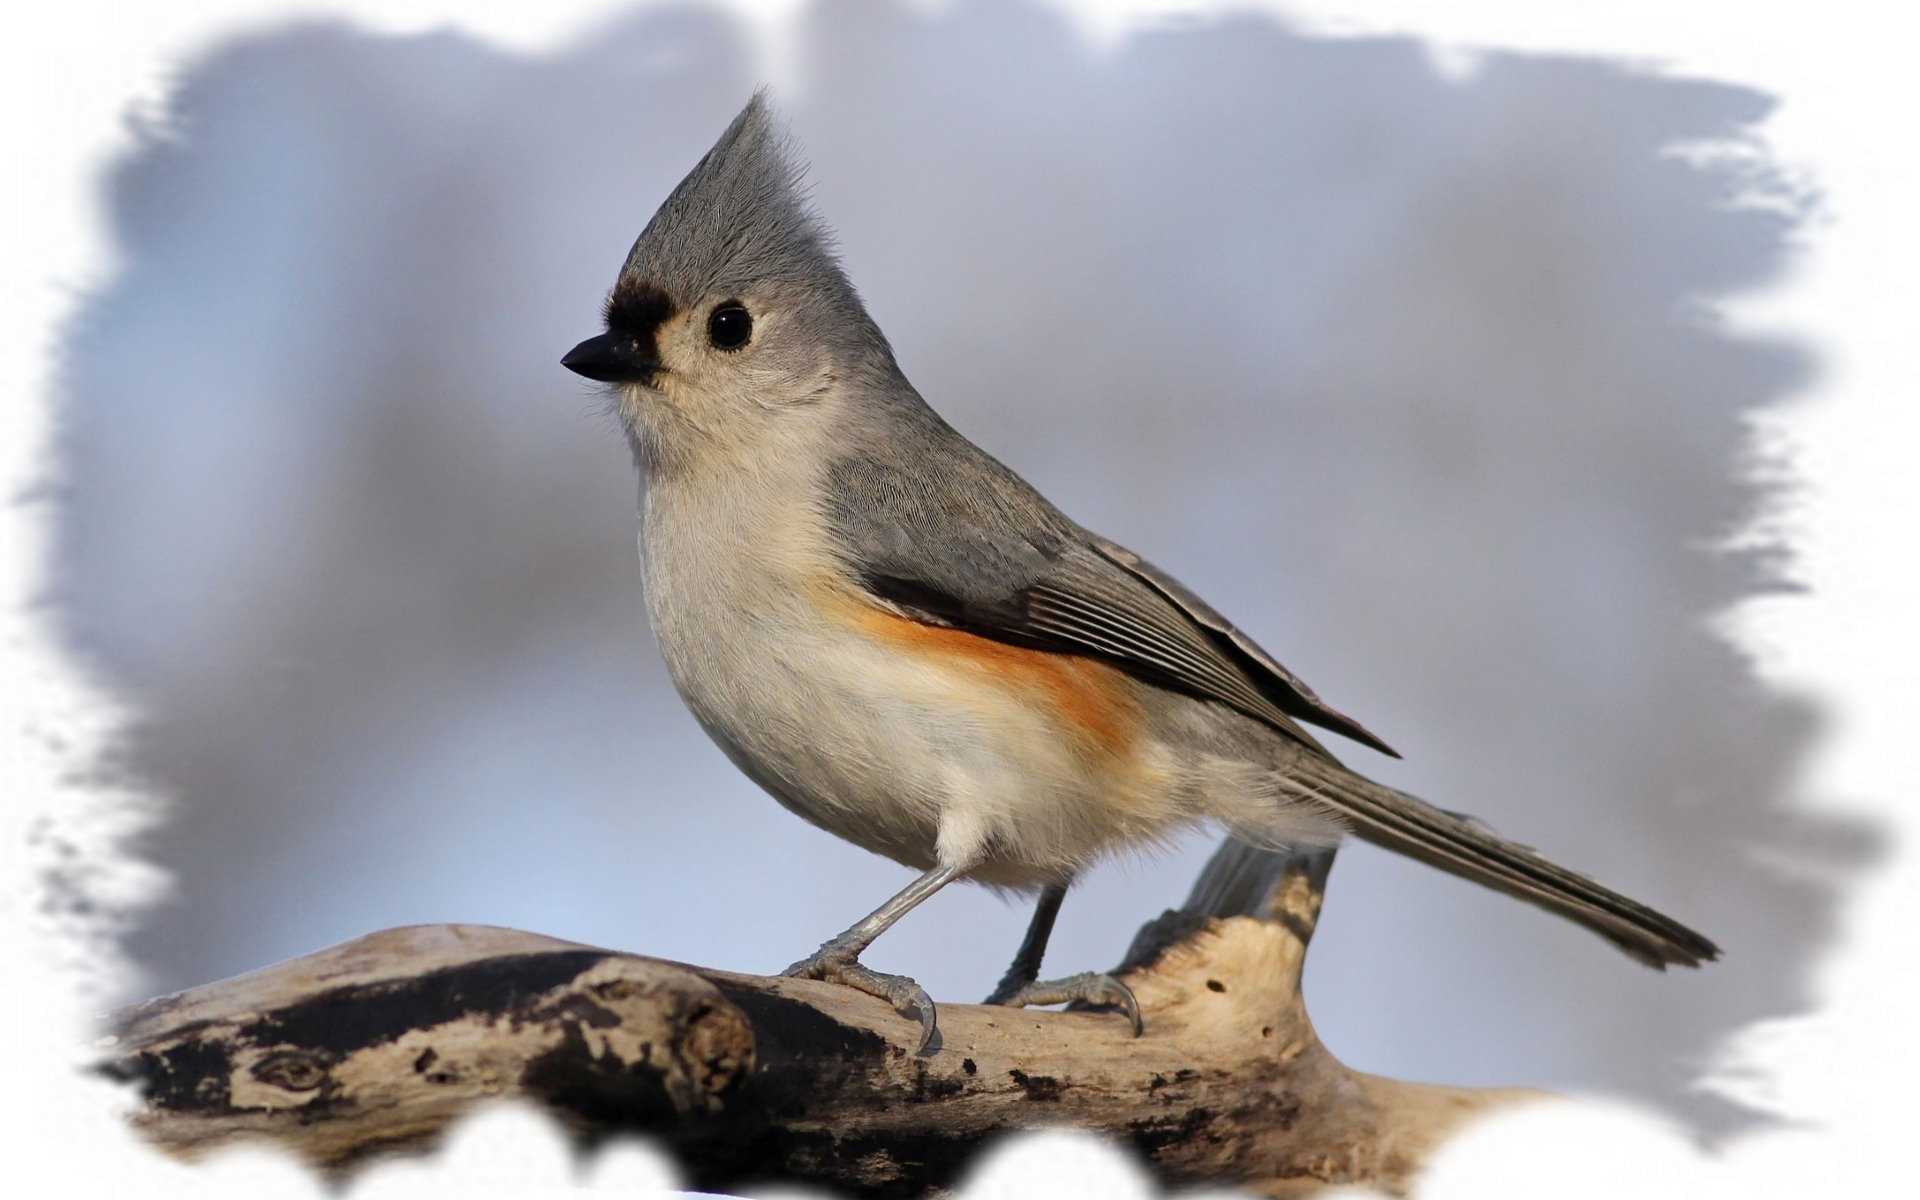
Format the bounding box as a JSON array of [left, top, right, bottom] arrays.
[[560, 93, 1719, 1053]]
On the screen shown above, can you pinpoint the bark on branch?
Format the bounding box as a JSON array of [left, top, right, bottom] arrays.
[[100, 844, 1537, 1196]]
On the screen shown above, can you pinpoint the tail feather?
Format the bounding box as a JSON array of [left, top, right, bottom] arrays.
[[1293, 757, 1719, 969]]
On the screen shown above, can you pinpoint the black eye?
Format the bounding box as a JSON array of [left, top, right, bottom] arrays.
[[707, 302, 752, 350]]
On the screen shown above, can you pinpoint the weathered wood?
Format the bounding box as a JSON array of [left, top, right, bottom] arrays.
[[100, 844, 1538, 1196]]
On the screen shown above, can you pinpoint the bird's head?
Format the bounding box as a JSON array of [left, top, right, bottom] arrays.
[[563, 93, 898, 475]]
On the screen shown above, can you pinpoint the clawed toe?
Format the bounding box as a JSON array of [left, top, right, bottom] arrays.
[[784, 950, 940, 1054], [984, 971, 1143, 1036]]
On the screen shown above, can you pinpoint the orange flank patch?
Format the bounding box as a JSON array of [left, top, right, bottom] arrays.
[[851, 606, 1143, 758]]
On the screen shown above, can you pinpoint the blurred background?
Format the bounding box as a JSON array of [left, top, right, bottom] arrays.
[[51, 0, 1864, 1135]]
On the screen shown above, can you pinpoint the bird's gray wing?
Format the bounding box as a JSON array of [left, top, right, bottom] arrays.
[[824, 443, 1396, 758], [1080, 533, 1397, 756]]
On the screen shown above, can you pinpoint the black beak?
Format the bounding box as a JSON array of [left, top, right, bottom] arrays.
[[562, 332, 661, 383]]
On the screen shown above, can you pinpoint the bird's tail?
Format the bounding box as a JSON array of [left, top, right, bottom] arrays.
[[1285, 755, 1719, 968]]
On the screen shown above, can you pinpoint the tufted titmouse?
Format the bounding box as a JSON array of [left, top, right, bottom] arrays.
[[562, 94, 1718, 1052]]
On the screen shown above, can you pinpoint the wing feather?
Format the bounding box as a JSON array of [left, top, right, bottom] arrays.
[[1083, 535, 1398, 756], [824, 430, 1393, 758]]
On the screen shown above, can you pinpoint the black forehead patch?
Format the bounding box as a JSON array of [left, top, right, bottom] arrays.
[[603, 279, 675, 334]]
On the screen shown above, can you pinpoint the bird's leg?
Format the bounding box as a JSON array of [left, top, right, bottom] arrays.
[[985, 882, 1066, 1002], [784, 863, 964, 1054], [983, 879, 1142, 1036]]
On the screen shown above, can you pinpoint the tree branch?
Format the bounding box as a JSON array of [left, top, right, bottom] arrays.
[[100, 844, 1537, 1196]]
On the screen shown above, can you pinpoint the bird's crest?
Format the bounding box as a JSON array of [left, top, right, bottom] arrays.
[[616, 92, 849, 309]]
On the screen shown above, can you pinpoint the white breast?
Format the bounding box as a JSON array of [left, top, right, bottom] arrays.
[[638, 465, 1182, 885]]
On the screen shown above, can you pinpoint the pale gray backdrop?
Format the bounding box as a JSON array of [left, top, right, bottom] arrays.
[[55, 0, 1864, 1134]]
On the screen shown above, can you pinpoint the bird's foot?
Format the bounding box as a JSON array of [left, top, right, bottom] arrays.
[[984, 971, 1143, 1036], [784, 946, 940, 1054]]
